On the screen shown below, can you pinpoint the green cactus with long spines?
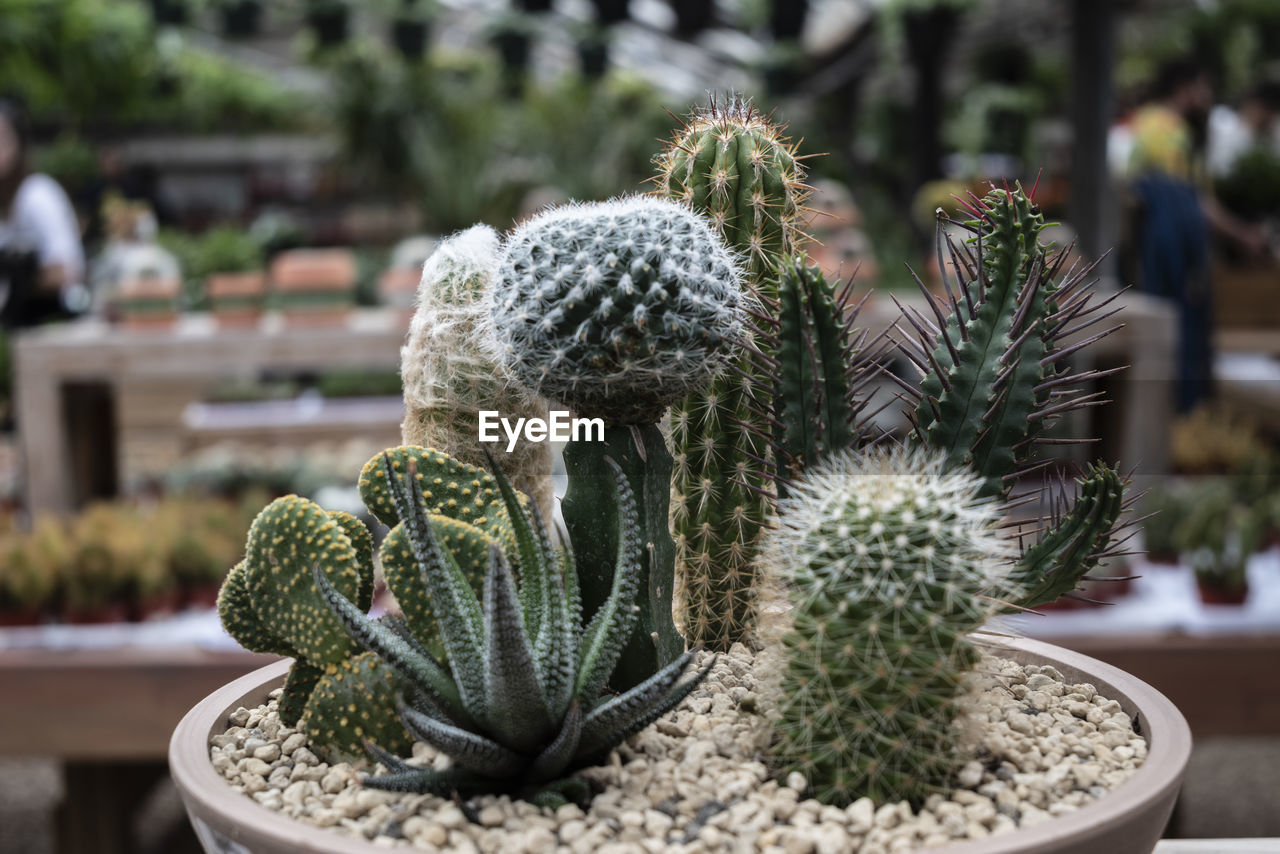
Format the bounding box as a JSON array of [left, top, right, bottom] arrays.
[[660, 99, 807, 651], [488, 195, 746, 689], [898, 185, 1129, 608], [300, 651, 415, 763], [764, 446, 1018, 806], [401, 226, 555, 518], [314, 451, 710, 804]]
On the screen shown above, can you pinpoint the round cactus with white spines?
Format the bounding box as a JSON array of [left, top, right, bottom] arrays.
[[762, 446, 1020, 806], [487, 195, 746, 426]]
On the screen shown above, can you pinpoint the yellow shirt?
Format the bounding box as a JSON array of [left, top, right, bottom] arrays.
[[1128, 104, 1196, 181]]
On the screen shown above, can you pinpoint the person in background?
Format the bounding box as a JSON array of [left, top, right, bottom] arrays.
[[1208, 80, 1280, 178], [1126, 59, 1266, 414], [0, 98, 86, 327]]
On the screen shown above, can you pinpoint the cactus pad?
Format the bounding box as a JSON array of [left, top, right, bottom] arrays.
[[301, 651, 414, 763]]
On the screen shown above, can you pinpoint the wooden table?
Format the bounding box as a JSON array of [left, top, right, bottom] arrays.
[[13, 294, 1177, 517], [0, 645, 276, 854], [13, 310, 409, 516]]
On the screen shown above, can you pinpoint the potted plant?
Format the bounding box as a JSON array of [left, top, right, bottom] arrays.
[[1140, 483, 1195, 565], [270, 249, 358, 327], [390, 0, 435, 60], [1180, 485, 1260, 606], [218, 0, 264, 39], [196, 227, 268, 329], [306, 0, 350, 48], [0, 520, 63, 626], [171, 99, 1190, 854]]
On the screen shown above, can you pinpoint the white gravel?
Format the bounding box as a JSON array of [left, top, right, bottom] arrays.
[[209, 645, 1147, 853]]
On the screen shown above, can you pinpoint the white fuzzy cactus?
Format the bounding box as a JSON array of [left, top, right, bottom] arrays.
[[760, 445, 1021, 806], [486, 196, 746, 425], [401, 225, 553, 517]]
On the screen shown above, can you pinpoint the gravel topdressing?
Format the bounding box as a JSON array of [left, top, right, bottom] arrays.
[[209, 645, 1147, 853]]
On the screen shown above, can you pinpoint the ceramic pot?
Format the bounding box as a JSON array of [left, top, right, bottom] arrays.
[[170, 635, 1191, 854], [271, 249, 356, 327]]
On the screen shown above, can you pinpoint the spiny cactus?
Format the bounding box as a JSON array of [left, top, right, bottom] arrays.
[[660, 99, 809, 651], [488, 195, 747, 689], [655, 95, 809, 276], [896, 184, 1130, 608], [763, 446, 1018, 806], [315, 451, 711, 806], [401, 226, 554, 518], [770, 254, 882, 494], [487, 195, 745, 426]]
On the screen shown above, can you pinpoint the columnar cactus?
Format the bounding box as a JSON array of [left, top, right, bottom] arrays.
[[763, 446, 1017, 805], [487, 195, 746, 689], [400, 226, 555, 519], [655, 95, 808, 276], [770, 254, 881, 494], [659, 98, 809, 650], [898, 185, 1129, 608]]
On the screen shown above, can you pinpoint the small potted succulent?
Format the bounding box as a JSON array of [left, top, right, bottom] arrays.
[[1140, 483, 1196, 565], [0, 520, 62, 626], [1180, 484, 1260, 606], [108, 245, 183, 331], [171, 98, 1189, 854], [270, 248, 358, 327], [197, 227, 268, 329]]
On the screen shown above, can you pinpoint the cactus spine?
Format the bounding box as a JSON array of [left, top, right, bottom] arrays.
[[401, 226, 554, 519], [764, 446, 1017, 806], [660, 97, 809, 650], [487, 195, 746, 688], [898, 185, 1130, 608]]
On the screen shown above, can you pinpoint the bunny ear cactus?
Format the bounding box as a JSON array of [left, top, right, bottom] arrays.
[[487, 195, 747, 689], [216, 499, 378, 726], [897, 184, 1130, 608], [314, 451, 711, 806], [763, 446, 1019, 806], [659, 97, 811, 652], [401, 226, 554, 519]]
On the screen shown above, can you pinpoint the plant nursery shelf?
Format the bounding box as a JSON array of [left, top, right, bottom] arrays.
[[13, 295, 1176, 516]]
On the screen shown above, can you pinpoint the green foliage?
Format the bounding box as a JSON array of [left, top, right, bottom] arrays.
[[314, 451, 709, 804], [765, 446, 1015, 806], [1216, 147, 1280, 220], [301, 651, 415, 762], [899, 186, 1128, 608]]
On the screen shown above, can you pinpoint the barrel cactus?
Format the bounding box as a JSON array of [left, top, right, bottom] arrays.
[[401, 226, 554, 518], [487, 195, 747, 690], [763, 446, 1018, 806]]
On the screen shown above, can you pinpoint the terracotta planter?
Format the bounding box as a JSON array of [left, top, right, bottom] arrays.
[[1196, 578, 1249, 605], [183, 583, 223, 611], [0, 607, 44, 627], [170, 635, 1190, 854], [207, 271, 267, 330], [131, 588, 184, 622], [115, 276, 180, 330], [271, 250, 356, 328]]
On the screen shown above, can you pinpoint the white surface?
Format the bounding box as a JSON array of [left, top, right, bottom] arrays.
[[1013, 549, 1280, 638]]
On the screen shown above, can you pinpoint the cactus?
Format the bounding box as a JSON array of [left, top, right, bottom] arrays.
[[896, 185, 1129, 608], [315, 451, 711, 805], [769, 254, 881, 494], [301, 651, 415, 762], [488, 195, 746, 688], [763, 446, 1017, 806], [401, 226, 554, 518], [216, 499, 376, 724], [659, 98, 808, 651], [655, 95, 808, 276]]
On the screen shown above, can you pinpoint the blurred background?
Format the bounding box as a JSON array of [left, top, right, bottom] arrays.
[[0, 0, 1277, 852]]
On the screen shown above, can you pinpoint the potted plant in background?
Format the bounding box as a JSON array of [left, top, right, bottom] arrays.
[[197, 228, 269, 329], [171, 98, 1190, 854], [1180, 482, 1260, 606], [390, 0, 435, 60], [0, 520, 63, 626], [217, 0, 264, 39], [270, 248, 358, 327]]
